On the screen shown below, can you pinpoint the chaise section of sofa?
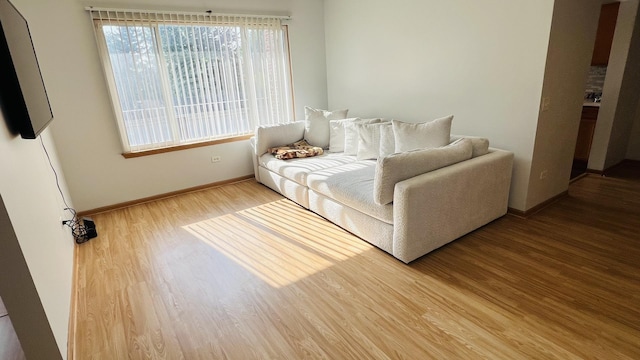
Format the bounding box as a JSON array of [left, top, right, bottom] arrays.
[[250, 120, 514, 263], [391, 149, 513, 262]]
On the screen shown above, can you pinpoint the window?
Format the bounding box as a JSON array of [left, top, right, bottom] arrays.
[[89, 10, 294, 153]]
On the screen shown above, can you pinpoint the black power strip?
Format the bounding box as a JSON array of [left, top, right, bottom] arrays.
[[83, 217, 98, 241], [62, 216, 98, 244]]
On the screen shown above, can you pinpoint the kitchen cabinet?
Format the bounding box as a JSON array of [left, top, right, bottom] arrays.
[[574, 106, 598, 161], [591, 2, 620, 66]]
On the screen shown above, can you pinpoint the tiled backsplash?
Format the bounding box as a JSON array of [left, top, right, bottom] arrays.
[[585, 66, 607, 94]]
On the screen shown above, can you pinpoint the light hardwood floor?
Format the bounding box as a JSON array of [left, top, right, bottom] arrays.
[[74, 171, 640, 359]]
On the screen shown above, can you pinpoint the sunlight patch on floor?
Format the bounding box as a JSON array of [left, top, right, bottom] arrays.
[[183, 200, 370, 288]]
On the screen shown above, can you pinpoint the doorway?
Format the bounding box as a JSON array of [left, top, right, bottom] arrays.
[[571, 1, 620, 179]]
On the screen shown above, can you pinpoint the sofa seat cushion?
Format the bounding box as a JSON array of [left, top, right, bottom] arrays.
[[307, 162, 394, 224], [259, 153, 357, 186]]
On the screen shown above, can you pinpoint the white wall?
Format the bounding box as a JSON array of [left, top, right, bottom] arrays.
[[525, 0, 601, 209], [324, 0, 555, 211], [0, 123, 74, 358], [604, 1, 640, 167], [17, 0, 327, 212], [2, 5, 76, 357], [589, 0, 640, 170]]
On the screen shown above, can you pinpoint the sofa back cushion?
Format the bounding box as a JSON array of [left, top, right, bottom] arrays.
[[450, 135, 490, 157], [343, 118, 383, 155], [255, 121, 306, 156], [392, 115, 453, 153], [373, 138, 473, 205], [379, 124, 395, 158], [304, 106, 349, 149], [356, 122, 393, 160], [328, 118, 361, 152]]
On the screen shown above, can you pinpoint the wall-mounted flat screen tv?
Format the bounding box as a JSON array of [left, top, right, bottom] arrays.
[[0, 0, 53, 139]]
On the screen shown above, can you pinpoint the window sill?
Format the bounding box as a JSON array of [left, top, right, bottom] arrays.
[[121, 134, 253, 159]]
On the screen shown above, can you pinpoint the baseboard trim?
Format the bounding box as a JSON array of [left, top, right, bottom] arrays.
[[587, 159, 640, 176], [77, 175, 254, 216], [570, 172, 589, 183], [508, 190, 569, 218], [67, 243, 79, 360]]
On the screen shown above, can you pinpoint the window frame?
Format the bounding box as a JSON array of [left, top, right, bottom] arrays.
[[93, 17, 294, 156]]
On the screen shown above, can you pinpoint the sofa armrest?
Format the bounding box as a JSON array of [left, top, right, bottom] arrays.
[[254, 121, 306, 156], [392, 149, 514, 263], [250, 137, 260, 182]]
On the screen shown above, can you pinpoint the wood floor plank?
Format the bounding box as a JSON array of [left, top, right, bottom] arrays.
[[73, 174, 640, 359]]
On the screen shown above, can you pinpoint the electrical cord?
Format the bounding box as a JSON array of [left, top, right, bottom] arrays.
[[62, 207, 91, 244], [40, 136, 72, 211], [40, 136, 90, 243]]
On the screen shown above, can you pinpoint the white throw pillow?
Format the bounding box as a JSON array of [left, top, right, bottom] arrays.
[[379, 123, 395, 158], [356, 123, 388, 160], [304, 106, 349, 149], [393, 115, 453, 153], [373, 138, 472, 205], [344, 118, 382, 155], [329, 118, 360, 153]]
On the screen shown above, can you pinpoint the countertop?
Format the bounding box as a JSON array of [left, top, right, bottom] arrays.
[[583, 101, 601, 108]]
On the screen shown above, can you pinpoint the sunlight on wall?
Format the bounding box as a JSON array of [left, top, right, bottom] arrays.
[[183, 200, 371, 288]]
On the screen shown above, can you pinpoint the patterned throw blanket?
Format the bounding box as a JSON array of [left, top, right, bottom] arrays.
[[268, 140, 324, 160]]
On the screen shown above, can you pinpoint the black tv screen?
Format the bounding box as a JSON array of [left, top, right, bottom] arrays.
[[0, 0, 53, 139]]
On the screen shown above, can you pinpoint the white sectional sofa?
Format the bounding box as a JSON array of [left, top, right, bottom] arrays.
[[250, 118, 513, 263]]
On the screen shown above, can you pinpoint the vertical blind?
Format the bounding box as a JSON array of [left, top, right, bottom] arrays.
[[88, 8, 294, 153]]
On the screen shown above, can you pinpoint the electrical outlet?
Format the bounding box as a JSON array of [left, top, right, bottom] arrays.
[[540, 170, 548, 180], [211, 155, 222, 163], [541, 97, 551, 112]]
